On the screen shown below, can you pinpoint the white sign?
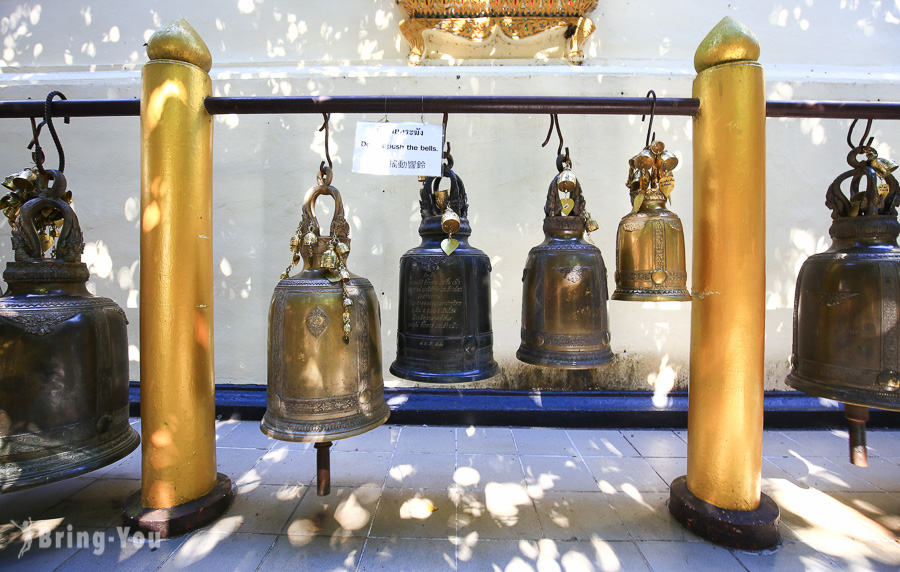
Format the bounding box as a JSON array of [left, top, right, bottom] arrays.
[[352, 122, 443, 176]]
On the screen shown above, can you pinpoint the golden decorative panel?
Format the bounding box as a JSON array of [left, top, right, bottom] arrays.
[[396, 0, 598, 64]]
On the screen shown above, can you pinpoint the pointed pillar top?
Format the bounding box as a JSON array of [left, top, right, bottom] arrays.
[[146, 19, 212, 73], [694, 16, 760, 73]]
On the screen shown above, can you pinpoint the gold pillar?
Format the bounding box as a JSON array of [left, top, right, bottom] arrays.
[[686, 17, 766, 511], [139, 19, 217, 509]]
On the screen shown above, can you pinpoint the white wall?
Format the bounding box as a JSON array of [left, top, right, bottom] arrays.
[[0, 1, 898, 391]]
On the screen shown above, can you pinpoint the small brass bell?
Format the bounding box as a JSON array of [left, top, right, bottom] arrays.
[[787, 135, 900, 466], [518, 154, 614, 369], [556, 167, 577, 195], [303, 231, 318, 246], [612, 139, 691, 302], [433, 189, 450, 211], [441, 207, 461, 235], [262, 167, 389, 494]]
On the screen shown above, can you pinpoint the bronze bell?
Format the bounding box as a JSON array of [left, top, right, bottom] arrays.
[[391, 159, 499, 383], [0, 169, 139, 492], [613, 140, 690, 302], [787, 135, 900, 467], [262, 166, 389, 494], [518, 154, 614, 369]]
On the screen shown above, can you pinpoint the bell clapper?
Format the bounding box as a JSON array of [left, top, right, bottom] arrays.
[[845, 404, 870, 467], [314, 441, 333, 496]]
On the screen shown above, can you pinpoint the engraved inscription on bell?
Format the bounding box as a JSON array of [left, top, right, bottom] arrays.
[[811, 290, 861, 307], [554, 266, 587, 284], [305, 305, 329, 337], [408, 271, 463, 331]]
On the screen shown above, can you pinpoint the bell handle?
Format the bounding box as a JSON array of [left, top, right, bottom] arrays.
[[301, 182, 349, 239], [422, 168, 468, 219], [544, 174, 585, 218], [11, 171, 82, 262]]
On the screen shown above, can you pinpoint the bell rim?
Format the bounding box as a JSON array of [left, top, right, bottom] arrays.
[[516, 346, 615, 370], [611, 289, 692, 302], [786, 370, 900, 412], [259, 407, 390, 443], [389, 359, 500, 383]]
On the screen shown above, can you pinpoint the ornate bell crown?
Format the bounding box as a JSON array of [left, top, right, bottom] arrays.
[[626, 139, 679, 208], [397, 0, 598, 17], [825, 140, 899, 221]]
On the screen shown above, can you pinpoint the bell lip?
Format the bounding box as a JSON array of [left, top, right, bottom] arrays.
[[516, 346, 615, 370], [0, 424, 139, 493], [611, 289, 692, 302], [259, 408, 391, 443], [786, 371, 900, 412], [389, 359, 500, 383]]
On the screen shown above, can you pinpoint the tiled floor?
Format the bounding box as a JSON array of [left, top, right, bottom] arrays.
[[2, 420, 900, 571]]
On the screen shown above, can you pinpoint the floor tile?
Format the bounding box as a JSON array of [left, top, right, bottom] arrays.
[[796, 535, 900, 572], [206, 483, 305, 534], [457, 538, 651, 572], [215, 422, 274, 449], [35, 479, 139, 528], [621, 430, 687, 457], [359, 537, 456, 571], [762, 431, 816, 458], [457, 426, 518, 455], [779, 430, 850, 457], [99, 447, 143, 480], [456, 485, 542, 540], [329, 451, 392, 488], [567, 429, 640, 458], [644, 456, 686, 486], [333, 425, 401, 452], [636, 540, 746, 571], [395, 426, 456, 454], [732, 541, 841, 571], [56, 527, 187, 572], [386, 453, 457, 490], [258, 534, 364, 571], [214, 419, 241, 442], [0, 524, 100, 571], [370, 488, 457, 539], [0, 477, 94, 523], [766, 455, 879, 492], [607, 491, 695, 541], [824, 455, 900, 493], [235, 448, 314, 487], [829, 492, 900, 541], [521, 455, 600, 494], [285, 485, 381, 538], [583, 457, 670, 493], [865, 430, 900, 458], [158, 531, 276, 571], [511, 428, 578, 457], [532, 491, 629, 541], [456, 454, 526, 490]]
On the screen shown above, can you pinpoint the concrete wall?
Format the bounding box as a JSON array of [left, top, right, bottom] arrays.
[[0, 1, 898, 393]]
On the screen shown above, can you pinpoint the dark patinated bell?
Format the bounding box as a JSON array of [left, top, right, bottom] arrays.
[[390, 162, 499, 383], [262, 166, 389, 494], [0, 169, 139, 492], [517, 155, 614, 369], [787, 140, 900, 466], [613, 140, 690, 302]]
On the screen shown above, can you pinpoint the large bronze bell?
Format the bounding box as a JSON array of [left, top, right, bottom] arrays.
[[0, 169, 139, 492], [261, 166, 389, 494], [517, 155, 614, 369], [787, 129, 900, 466], [613, 139, 690, 302], [391, 155, 499, 383]]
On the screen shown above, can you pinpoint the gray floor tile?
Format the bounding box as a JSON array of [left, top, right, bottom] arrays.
[[779, 430, 850, 457], [35, 479, 139, 528], [457, 427, 517, 455], [865, 430, 900, 458], [824, 455, 900, 493], [56, 527, 187, 572], [583, 457, 670, 493], [766, 455, 880, 492], [359, 537, 457, 571], [333, 424, 401, 452], [215, 423, 274, 449], [521, 455, 600, 494], [0, 477, 94, 523], [207, 483, 305, 534], [733, 541, 841, 571], [796, 535, 900, 572], [762, 431, 816, 458], [395, 426, 455, 454], [456, 485, 542, 540], [386, 453, 457, 490], [512, 428, 578, 457], [531, 491, 630, 541], [622, 430, 687, 457], [636, 539, 746, 571], [567, 429, 640, 458], [644, 456, 686, 486], [607, 491, 695, 541], [456, 454, 526, 489], [159, 531, 276, 571], [370, 488, 457, 539], [457, 538, 650, 572], [99, 447, 143, 480], [285, 485, 381, 538], [329, 451, 392, 488], [214, 419, 241, 442], [236, 448, 314, 487], [259, 534, 364, 571], [0, 525, 98, 571], [829, 491, 900, 541]]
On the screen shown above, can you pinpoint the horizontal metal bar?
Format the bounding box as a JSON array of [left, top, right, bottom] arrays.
[[2, 96, 900, 120], [203, 95, 700, 116]]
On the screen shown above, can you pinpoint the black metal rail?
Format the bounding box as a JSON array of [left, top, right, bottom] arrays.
[[0, 96, 899, 119]]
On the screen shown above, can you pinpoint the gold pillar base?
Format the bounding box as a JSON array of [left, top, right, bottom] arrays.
[[669, 476, 780, 550]]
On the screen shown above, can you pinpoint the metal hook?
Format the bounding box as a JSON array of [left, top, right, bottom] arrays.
[[643, 90, 657, 147], [27, 91, 70, 175], [542, 114, 569, 161], [319, 112, 332, 173], [847, 118, 874, 150]]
